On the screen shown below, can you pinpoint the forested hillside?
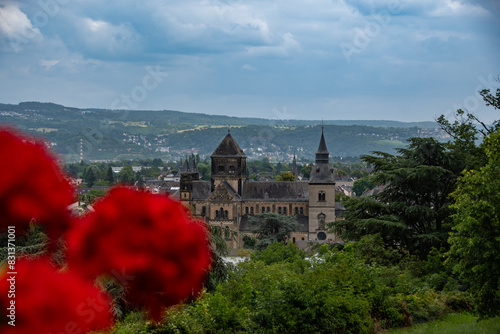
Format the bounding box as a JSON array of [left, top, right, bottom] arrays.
[[0, 102, 445, 161]]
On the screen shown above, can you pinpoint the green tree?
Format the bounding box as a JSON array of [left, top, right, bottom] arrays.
[[352, 176, 377, 196], [275, 171, 296, 181], [448, 131, 500, 318], [118, 165, 135, 185], [84, 166, 96, 187], [334, 138, 458, 258], [106, 166, 115, 184], [249, 213, 299, 250], [300, 165, 312, 179]]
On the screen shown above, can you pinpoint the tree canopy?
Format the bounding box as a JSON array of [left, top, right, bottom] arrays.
[[249, 213, 299, 250], [334, 138, 459, 258]]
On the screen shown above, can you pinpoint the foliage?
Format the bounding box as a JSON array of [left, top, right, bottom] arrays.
[[250, 242, 306, 266], [275, 171, 296, 181], [113, 241, 476, 334], [352, 176, 378, 196], [448, 131, 500, 318], [118, 164, 135, 184], [249, 213, 299, 250], [334, 138, 459, 258]]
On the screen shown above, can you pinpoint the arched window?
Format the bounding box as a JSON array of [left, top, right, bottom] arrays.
[[229, 165, 235, 174], [300, 207, 304, 215], [278, 207, 282, 214], [283, 207, 287, 215], [201, 206, 206, 216], [218, 165, 225, 173], [220, 208, 224, 218], [225, 210, 229, 219], [262, 207, 265, 213], [318, 191, 325, 202], [267, 207, 271, 213], [250, 207, 254, 215], [215, 211, 219, 218], [295, 207, 299, 215], [245, 207, 249, 214]]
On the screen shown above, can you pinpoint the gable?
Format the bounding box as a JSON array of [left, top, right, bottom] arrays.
[[206, 182, 240, 202]]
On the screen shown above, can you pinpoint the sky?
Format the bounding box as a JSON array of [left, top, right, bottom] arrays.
[[0, 0, 498, 122]]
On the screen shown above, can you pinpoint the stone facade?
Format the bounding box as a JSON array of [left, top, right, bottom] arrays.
[[180, 129, 344, 249]]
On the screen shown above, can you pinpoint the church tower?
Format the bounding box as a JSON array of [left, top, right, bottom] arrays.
[[180, 156, 199, 201], [211, 130, 246, 196], [308, 126, 337, 242]]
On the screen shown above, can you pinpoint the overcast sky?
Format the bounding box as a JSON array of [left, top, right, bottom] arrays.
[[0, 0, 498, 122]]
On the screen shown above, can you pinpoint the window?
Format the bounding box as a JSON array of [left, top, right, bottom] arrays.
[[220, 208, 224, 219], [262, 207, 265, 213], [283, 207, 287, 215], [201, 206, 206, 216], [225, 210, 229, 219], [300, 207, 304, 215], [218, 165, 225, 172], [295, 207, 299, 215], [318, 191, 326, 202], [216, 211, 219, 218], [245, 207, 249, 214], [229, 165, 235, 174], [278, 207, 282, 214], [250, 207, 254, 215], [267, 207, 270, 213]]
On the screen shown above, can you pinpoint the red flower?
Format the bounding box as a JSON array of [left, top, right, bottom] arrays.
[[0, 129, 74, 242], [67, 187, 212, 320], [0, 257, 113, 334]]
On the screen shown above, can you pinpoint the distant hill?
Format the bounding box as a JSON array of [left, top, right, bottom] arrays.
[[0, 102, 446, 162]]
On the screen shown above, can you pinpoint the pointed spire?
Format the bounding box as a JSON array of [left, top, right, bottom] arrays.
[[316, 126, 329, 155], [182, 158, 190, 172], [190, 157, 197, 170]]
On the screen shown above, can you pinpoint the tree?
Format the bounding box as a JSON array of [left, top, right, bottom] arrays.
[[118, 165, 135, 185], [333, 138, 458, 258], [436, 86, 500, 171], [249, 213, 299, 250], [84, 167, 96, 187], [448, 131, 500, 318], [106, 166, 115, 184], [275, 171, 296, 181], [300, 165, 312, 179], [352, 176, 377, 196]]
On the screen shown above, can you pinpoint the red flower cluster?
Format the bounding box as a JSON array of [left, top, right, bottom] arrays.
[[0, 129, 74, 242], [0, 257, 113, 334], [67, 187, 212, 320]]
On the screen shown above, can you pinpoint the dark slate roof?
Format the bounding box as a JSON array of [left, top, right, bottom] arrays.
[[242, 181, 309, 200], [192, 181, 211, 200], [211, 133, 246, 157], [309, 164, 335, 184], [221, 181, 242, 200], [239, 214, 309, 232], [316, 130, 329, 154]]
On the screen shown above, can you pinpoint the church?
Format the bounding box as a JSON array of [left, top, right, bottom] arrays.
[[179, 128, 344, 249]]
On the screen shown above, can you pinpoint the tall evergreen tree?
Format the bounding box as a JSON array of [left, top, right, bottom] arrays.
[[334, 138, 458, 258]]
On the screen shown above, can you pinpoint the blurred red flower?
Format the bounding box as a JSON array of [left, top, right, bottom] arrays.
[[0, 129, 74, 242], [67, 187, 212, 320], [0, 257, 113, 334]]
